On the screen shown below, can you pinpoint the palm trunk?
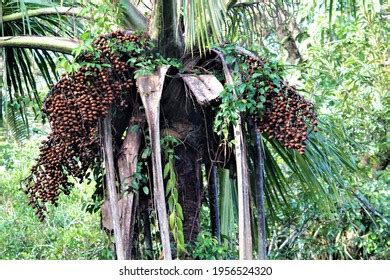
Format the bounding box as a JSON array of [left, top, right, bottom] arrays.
[[160, 76, 207, 246], [205, 162, 221, 243], [175, 145, 202, 243], [119, 0, 147, 30], [153, 0, 184, 57]]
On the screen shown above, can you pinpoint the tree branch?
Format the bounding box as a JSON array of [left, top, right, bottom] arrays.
[[352, 190, 390, 226], [0, 36, 79, 54]]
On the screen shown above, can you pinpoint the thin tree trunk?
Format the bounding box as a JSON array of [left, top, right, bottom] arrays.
[[117, 113, 144, 259], [101, 112, 125, 260], [137, 66, 172, 260], [0, 47, 3, 119], [0, 2, 3, 119], [205, 162, 221, 243], [250, 121, 267, 260]]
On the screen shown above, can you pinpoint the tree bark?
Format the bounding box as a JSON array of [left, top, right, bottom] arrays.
[[101, 112, 125, 260], [161, 76, 207, 244], [0, 36, 79, 54], [0, 47, 3, 119], [175, 145, 202, 243], [154, 0, 184, 58], [274, 7, 302, 63], [137, 66, 172, 260], [205, 162, 221, 243], [117, 113, 144, 259]]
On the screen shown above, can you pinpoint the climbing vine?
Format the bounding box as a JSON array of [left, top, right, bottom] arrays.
[[161, 135, 186, 257]]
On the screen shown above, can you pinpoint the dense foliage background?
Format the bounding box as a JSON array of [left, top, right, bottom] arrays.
[[0, 0, 388, 259]]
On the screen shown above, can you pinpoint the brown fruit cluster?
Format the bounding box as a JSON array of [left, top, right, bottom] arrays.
[[25, 30, 145, 220], [245, 56, 264, 74], [243, 56, 318, 154], [258, 85, 318, 154]]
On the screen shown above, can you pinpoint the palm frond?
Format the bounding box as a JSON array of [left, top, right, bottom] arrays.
[[225, 1, 298, 46], [2, 89, 28, 142], [1, 0, 85, 139], [256, 119, 356, 222], [218, 168, 238, 244], [180, 0, 226, 55]]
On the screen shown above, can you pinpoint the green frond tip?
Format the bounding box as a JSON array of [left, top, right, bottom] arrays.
[[181, 0, 226, 55], [3, 101, 29, 143], [261, 119, 356, 215]]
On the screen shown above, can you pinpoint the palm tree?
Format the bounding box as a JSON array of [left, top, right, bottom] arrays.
[[1, 0, 379, 260]]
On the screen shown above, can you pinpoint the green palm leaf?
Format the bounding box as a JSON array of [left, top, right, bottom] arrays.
[[1, 0, 84, 140], [180, 0, 226, 54], [258, 120, 356, 222]]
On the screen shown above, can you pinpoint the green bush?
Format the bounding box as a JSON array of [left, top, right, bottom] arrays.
[[0, 139, 112, 260]]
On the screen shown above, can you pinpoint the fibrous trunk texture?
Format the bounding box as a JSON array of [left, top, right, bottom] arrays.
[[234, 117, 253, 259], [161, 74, 208, 244], [206, 162, 221, 243], [175, 145, 202, 242]]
